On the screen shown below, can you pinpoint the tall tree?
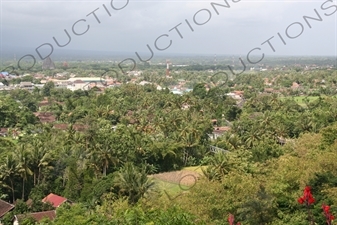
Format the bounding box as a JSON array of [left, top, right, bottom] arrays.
[[115, 162, 155, 205], [15, 144, 33, 199], [29, 138, 53, 186], [0, 154, 17, 202]]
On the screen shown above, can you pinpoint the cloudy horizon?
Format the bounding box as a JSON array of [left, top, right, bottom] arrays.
[[1, 0, 336, 64]]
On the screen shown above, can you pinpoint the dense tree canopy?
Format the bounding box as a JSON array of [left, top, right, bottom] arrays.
[[1, 66, 337, 224]]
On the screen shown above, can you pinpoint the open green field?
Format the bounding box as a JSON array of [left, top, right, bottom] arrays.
[[152, 178, 189, 195], [280, 96, 322, 106], [182, 165, 207, 174], [151, 166, 206, 195]]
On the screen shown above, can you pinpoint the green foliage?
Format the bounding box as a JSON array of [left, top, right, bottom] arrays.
[[192, 83, 207, 99], [20, 216, 37, 225], [63, 157, 83, 201], [14, 199, 29, 214], [2, 67, 337, 224], [320, 124, 337, 147], [115, 163, 156, 205], [41, 81, 55, 97], [225, 105, 242, 121], [238, 185, 277, 225], [0, 96, 37, 128], [52, 204, 101, 225], [80, 173, 115, 203]]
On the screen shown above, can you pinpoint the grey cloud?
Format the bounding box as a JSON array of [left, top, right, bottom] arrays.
[[1, 0, 336, 59]]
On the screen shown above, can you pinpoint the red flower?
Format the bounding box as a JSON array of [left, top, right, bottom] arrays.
[[228, 214, 241, 225], [228, 214, 235, 225], [322, 203, 334, 225], [323, 205, 330, 213], [298, 186, 315, 205], [298, 197, 305, 204]]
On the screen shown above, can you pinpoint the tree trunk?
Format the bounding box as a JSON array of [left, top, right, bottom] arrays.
[[10, 179, 15, 203], [103, 165, 107, 177], [38, 167, 42, 184], [22, 178, 25, 200], [34, 170, 37, 186]]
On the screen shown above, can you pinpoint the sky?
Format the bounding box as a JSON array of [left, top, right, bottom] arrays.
[[0, 0, 336, 64]]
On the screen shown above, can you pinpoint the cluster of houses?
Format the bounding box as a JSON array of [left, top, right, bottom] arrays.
[[0, 75, 123, 92], [0, 193, 70, 225]]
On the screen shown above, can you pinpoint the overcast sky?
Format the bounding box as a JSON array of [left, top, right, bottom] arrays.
[[1, 0, 336, 63]]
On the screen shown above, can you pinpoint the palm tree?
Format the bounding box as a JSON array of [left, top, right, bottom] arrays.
[[297, 113, 313, 132], [29, 139, 53, 186], [0, 154, 17, 202], [269, 93, 280, 109], [202, 152, 232, 181], [179, 126, 200, 166], [15, 144, 33, 199], [217, 133, 242, 151], [260, 111, 273, 128], [0, 137, 15, 153], [89, 132, 120, 177], [244, 126, 261, 149], [115, 162, 156, 205]]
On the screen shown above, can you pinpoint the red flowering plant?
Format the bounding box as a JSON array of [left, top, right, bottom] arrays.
[[322, 203, 334, 225], [298, 186, 315, 224], [228, 213, 240, 225], [298, 186, 315, 205]]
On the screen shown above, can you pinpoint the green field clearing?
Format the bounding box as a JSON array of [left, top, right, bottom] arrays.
[[182, 166, 207, 174], [280, 96, 322, 106], [152, 178, 189, 195], [150, 166, 207, 195]]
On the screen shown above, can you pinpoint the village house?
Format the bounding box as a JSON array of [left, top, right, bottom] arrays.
[[0, 72, 8, 78], [0, 199, 15, 224], [33, 112, 56, 123], [291, 82, 300, 89], [209, 119, 231, 140], [209, 126, 231, 140], [13, 210, 56, 225], [41, 193, 69, 208], [0, 128, 8, 137], [19, 82, 33, 90], [11, 193, 71, 224], [68, 79, 86, 91]]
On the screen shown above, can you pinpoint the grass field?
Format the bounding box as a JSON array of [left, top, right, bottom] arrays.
[[182, 165, 207, 174], [280, 96, 321, 106], [150, 166, 206, 195], [152, 178, 189, 195]]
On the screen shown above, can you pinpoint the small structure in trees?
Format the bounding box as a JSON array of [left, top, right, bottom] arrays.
[[42, 57, 55, 70], [41, 193, 68, 208], [13, 210, 56, 225]]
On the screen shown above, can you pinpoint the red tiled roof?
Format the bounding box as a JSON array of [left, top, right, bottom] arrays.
[[234, 90, 244, 95], [15, 210, 56, 222], [214, 126, 231, 131], [73, 80, 84, 84], [0, 199, 14, 217], [42, 193, 67, 208], [33, 112, 56, 123], [0, 128, 8, 135]]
